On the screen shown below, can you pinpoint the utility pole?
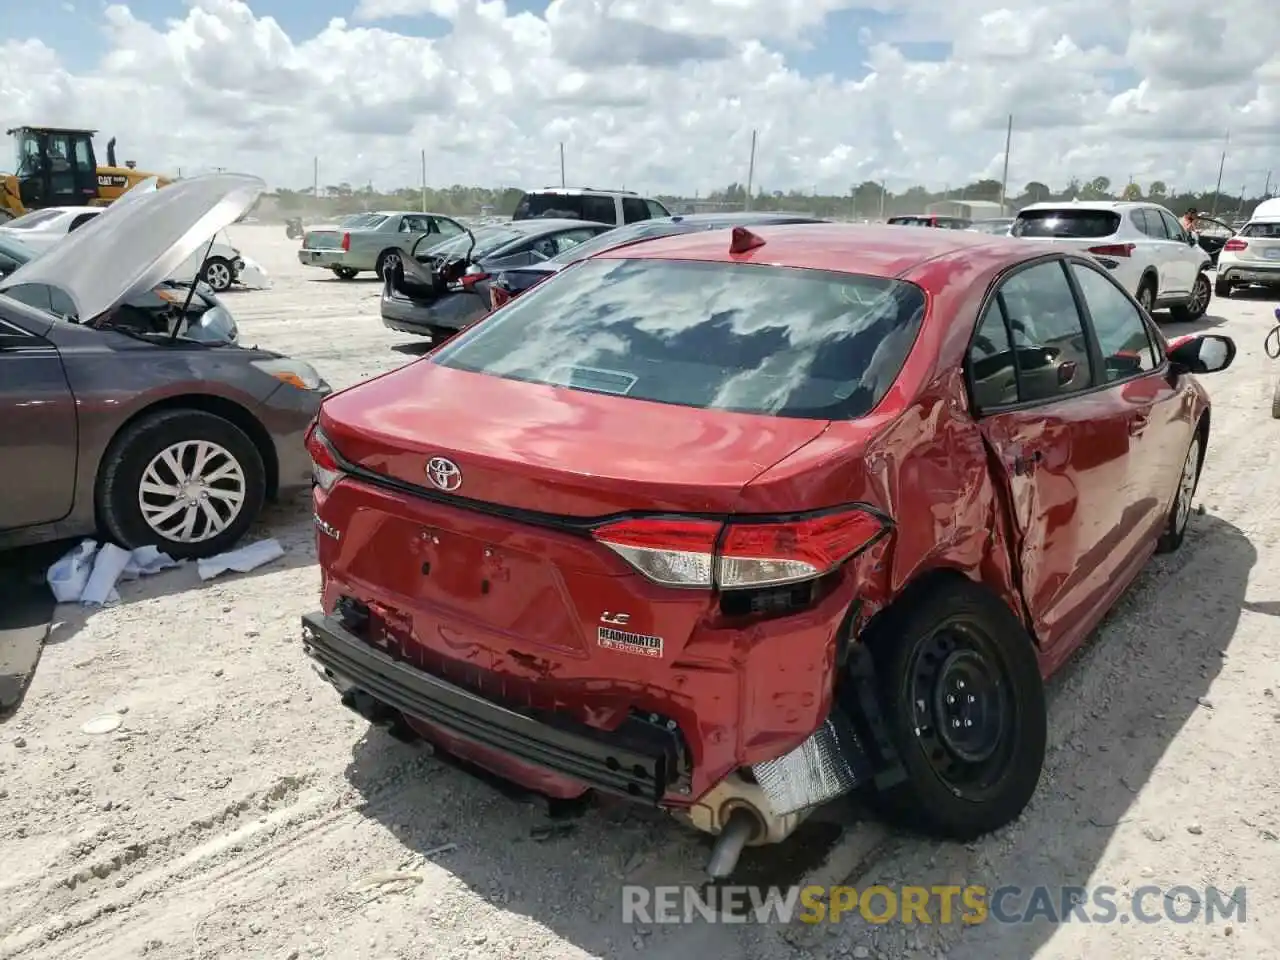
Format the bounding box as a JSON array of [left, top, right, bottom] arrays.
[[878, 180, 886, 219], [1265, 170, 1273, 198], [312, 156, 318, 198], [1210, 129, 1229, 215], [559, 142, 565, 188], [744, 129, 757, 212], [849, 184, 856, 221], [999, 114, 1012, 215], [420, 150, 427, 212]]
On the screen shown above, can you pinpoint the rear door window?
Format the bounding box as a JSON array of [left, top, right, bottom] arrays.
[[645, 199, 671, 218], [1130, 209, 1166, 239], [551, 228, 604, 255], [432, 258, 928, 419], [622, 197, 650, 224], [993, 260, 1093, 401], [431, 217, 465, 238], [1011, 209, 1122, 238], [580, 195, 617, 224]]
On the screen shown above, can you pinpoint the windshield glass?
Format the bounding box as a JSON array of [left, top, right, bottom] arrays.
[[549, 221, 677, 264], [432, 258, 927, 419], [4, 209, 63, 230], [0, 235, 36, 262], [1011, 209, 1121, 238]]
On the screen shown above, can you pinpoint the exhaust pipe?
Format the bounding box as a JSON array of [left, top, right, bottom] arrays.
[[707, 807, 760, 879]]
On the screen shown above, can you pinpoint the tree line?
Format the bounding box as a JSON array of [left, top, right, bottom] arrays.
[[258, 176, 1272, 221]]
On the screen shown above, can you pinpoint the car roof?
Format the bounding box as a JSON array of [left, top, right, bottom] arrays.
[[595, 222, 1033, 280], [1017, 200, 1157, 212]]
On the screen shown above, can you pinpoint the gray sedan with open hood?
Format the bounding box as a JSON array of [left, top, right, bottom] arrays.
[[0, 173, 331, 560]]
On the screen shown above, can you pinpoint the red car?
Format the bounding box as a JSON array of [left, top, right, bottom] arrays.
[[301, 224, 1234, 876]]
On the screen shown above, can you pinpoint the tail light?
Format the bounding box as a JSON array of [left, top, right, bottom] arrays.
[[1088, 243, 1134, 257], [341, 232, 351, 252], [305, 423, 345, 491], [1223, 238, 1248, 252], [490, 284, 512, 310], [591, 509, 886, 590], [459, 271, 489, 289]]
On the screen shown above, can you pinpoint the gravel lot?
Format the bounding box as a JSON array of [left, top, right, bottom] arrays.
[[2, 225, 1278, 960]]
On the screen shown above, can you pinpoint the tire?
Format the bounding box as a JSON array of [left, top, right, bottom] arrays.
[[1156, 429, 1202, 554], [427, 325, 458, 345], [200, 257, 234, 292], [1168, 273, 1210, 322], [97, 409, 267, 561], [1135, 277, 1156, 316], [331, 266, 359, 280], [1214, 276, 1232, 299], [375, 249, 403, 278], [861, 579, 1046, 840]]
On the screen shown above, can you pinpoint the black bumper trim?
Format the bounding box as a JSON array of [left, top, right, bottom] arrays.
[[301, 612, 678, 803]]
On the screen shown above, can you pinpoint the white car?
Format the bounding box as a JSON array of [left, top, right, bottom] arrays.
[[1214, 199, 1280, 298], [1010, 201, 1212, 321], [0, 205, 269, 292]]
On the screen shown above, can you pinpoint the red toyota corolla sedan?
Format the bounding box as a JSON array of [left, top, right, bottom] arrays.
[[300, 223, 1234, 876]]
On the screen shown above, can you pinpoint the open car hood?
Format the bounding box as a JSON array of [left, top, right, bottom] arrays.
[[0, 173, 264, 323]]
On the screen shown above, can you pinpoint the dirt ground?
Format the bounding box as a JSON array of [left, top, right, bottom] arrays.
[[2, 225, 1278, 960]]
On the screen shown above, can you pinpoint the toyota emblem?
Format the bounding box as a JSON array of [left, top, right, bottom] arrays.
[[425, 456, 462, 491]]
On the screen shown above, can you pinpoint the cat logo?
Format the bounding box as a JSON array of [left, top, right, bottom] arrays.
[[97, 174, 130, 188]]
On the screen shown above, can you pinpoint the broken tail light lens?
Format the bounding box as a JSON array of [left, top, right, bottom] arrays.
[[591, 509, 886, 590], [304, 423, 345, 491], [1223, 238, 1248, 252], [490, 282, 512, 310]]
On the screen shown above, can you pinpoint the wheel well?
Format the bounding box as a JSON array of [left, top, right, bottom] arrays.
[[95, 395, 280, 506], [858, 566, 985, 647], [1195, 409, 1210, 475], [1139, 268, 1158, 294]]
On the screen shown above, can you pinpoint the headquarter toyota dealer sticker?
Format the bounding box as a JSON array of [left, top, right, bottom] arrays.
[[597, 626, 663, 658]]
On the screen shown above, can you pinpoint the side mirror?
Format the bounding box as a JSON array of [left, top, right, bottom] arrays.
[[1167, 333, 1235, 374]]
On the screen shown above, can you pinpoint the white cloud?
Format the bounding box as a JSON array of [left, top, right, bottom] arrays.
[[3, 0, 1277, 196]]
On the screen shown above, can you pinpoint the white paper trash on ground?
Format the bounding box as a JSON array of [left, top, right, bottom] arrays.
[[46, 539, 180, 606], [196, 539, 285, 581]]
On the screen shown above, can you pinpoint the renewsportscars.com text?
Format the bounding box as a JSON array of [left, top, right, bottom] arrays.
[[621, 884, 1247, 925]]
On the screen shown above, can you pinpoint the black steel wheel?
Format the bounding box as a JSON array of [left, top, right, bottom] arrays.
[[864, 578, 1046, 839]]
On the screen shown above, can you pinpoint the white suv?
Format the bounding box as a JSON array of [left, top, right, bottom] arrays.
[[1214, 204, 1280, 298], [511, 188, 671, 227], [1010, 201, 1212, 321]]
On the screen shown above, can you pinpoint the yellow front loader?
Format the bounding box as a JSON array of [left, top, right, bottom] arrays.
[[0, 126, 173, 221]]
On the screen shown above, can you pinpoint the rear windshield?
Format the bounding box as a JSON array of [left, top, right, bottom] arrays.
[[420, 226, 523, 259], [431, 258, 927, 420], [1240, 221, 1280, 239], [1011, 209, 1121, 238], [342, 213, 387, 229], [5, 209, 63, 230]]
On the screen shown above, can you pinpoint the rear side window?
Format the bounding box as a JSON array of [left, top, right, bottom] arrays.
[[69, 212, 99, 232], [432, 258, 927, 419], [1130, 209, 1166, 239], [513, 193, 585, 220], [645, 199, 670, 218], [1240, 222, 1280, 238], [1012, 209, 1121, 239], [622, 197, 650, 224]]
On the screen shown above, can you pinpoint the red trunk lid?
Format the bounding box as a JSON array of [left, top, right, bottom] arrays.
[[318, 361, 830, 516]]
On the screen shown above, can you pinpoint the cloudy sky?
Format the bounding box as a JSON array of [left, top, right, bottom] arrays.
[[4, 0, 1277, 196]]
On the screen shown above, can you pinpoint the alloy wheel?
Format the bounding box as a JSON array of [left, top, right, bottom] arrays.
[[1174, 435, 1201, 535], [205, 261, 232, 291], [1138, 286, 1154, 314], [1187, 276, 1209, 314], [137, 440, 247, 543]]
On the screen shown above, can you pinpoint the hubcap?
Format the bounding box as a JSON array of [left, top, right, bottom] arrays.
[[138, 440, 246, 543], [909, 624, 1013, 797], [1175, 437, 1200, 534], [1139, 287, 1154, 313], [383, 253, 401, 274], [206, 262, 231, 289]]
